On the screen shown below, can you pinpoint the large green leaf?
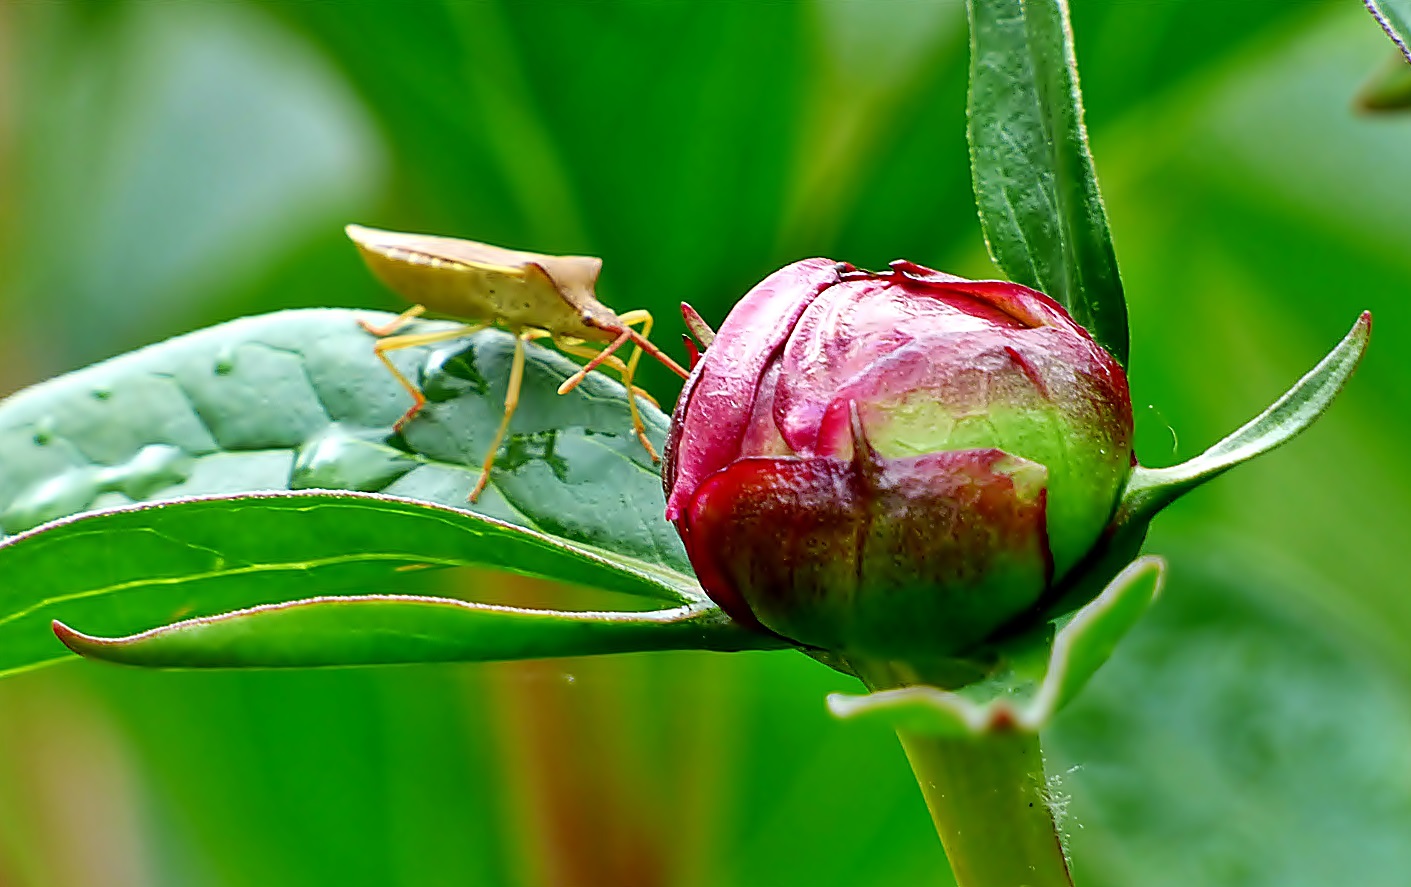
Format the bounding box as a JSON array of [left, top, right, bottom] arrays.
[[1366, 0, 1411, 62], [966, 0, 1128, 363], [0, 309, 683, 561], [0, 308, 760, 673], [1361, 2, 1411, 111]]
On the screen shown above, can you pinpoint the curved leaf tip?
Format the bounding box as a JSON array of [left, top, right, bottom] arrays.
[[1122, 310, 1370, 523], [50, 592, 787, 670], [52, 620, 96, 656]]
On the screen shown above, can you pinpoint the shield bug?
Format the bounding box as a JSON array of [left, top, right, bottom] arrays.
[[346, 224, 688, 502]]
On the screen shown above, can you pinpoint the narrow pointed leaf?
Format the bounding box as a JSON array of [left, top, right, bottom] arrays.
[[1366, 0, 1411, 63], [828, 557, 1163, 735], [53, 597, 770, 669], [0, 492, 766, 677], [1123, 312, 1371, 521], [967, 0, 1128, 364]]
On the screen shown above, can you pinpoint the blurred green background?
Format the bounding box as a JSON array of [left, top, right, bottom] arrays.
[[1, 1, 1409, 885]]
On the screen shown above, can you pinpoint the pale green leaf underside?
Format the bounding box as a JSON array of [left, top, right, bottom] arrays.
[[0, 309, 732, 673], [967, 0, 1128, 364], [54, 596, 762, 669], [828, 557, 1164, 735], [1123, 312, 1371, 522]]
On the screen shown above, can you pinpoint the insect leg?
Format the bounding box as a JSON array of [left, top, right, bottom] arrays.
[[550, 339, 660, 459], [612, 310, 661, 461], [555, 307, 688, 395], [556, 328, 633, 395], [617, 308, 689, 380], [359, 304, 427, 338], [615, 308, 651, 382], [470, 330, 531, 503], [555, 343, 660, 411], [555, 341, 629, 375], [370, 324, 487, 432], [555, 311, 674, 460]]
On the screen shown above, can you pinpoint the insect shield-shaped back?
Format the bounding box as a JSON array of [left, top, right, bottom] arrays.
[[344, 224, 614, 341]]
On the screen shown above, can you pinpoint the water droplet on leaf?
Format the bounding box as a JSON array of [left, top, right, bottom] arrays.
[[500, 431, 569, 483], [291, 424, 421, 492]]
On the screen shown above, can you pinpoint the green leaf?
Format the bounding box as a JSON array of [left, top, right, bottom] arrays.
[[1366, 0, 1411, 63], [5, 492, 787, 676], [1122, 311, 1371, 523], [54, 595, 759, 669], [0, 308, 687, 570], [827, 556, 1164, 735], [967, 0, 1128, 364], [1357, 52, 1411, 112], [0, 308, 753, 673]]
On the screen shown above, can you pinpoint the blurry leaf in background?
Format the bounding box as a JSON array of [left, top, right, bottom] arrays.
[[1356, 52, 1411, 111], [1102, 6, 1411, 673], [9, 0, 383, 371], [1054, 540, 1411, 887], [0, 1, 1409, 886], [262, 0, 982, 400], [775, 3, 966, 254]]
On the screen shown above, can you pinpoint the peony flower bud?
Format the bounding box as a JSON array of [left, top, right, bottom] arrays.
[[664, 259, 1133, 662]]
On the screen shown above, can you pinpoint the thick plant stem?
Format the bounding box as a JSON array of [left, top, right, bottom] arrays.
[[896, 729, 1073, 887]]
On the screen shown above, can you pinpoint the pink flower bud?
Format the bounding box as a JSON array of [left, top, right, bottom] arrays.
[[664, 259, 1133, 660]]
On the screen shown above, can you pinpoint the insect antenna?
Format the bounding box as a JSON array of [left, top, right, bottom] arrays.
[[626, 326, 689, 379]]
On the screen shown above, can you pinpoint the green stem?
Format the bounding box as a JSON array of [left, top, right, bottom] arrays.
[[896, 729, 1073, 887]]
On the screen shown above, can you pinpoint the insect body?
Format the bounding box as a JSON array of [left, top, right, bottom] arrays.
[[346, 224, 688, 501]]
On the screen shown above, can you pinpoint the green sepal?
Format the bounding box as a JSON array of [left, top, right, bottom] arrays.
[[1121, 311, 1370, 525], [828, 556, 1164, 735]]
